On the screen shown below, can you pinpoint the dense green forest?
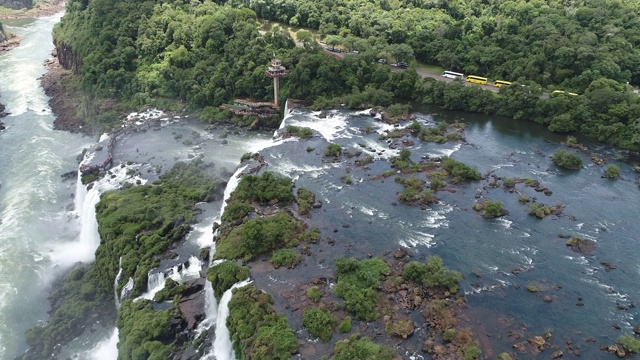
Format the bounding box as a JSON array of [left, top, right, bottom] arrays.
[[218, 0, 640, 90], [53, 0, 640, 149]]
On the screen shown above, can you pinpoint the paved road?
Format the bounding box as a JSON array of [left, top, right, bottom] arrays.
[[323, 47, 501, 93]]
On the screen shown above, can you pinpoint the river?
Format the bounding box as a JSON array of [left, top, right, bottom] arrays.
[[1, 12, 640, 360]]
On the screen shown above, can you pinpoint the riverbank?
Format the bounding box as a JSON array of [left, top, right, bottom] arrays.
[[40, 53, 93, 134], [0, 0, 65, 19]]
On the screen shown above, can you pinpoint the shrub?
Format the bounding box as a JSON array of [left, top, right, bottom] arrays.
[[338, 316, 352, 333], [483, 200, 506, 218], [357, 155, 374, 166], [284, 125, 314, 138], [604, 164, 621, 179], [153, 278, 187, 303], [227, 285, 298, 359], [325, 143, 342, 157], [402, 256, 463, 293], [232, 172, 295, 205], [300, 227, 320, 243], [240, 152, 252, 162], [334, 257, 390, 321], [463, 345, 482, 360], [529, 202, 563, 218], [443, 329, 455, 342], [270, 249, 302, 268], [409, 120, 422, 133], [442, 157, 481, 182], [617, 334, 640, 353], [297, 187, 315, 215], [307, 286, 322, 303], [206, 261, 250, 300], [386, 103, 412, 117], [333, 334, 394, 360], [116, 299, 172, 360], [551, 149, 583, 170], [302, 307, 337, 342], [221, 202, 253, 222], [502, 177, 516, 188], [526, 283, 539, 292], [215, 211, 304, 260]]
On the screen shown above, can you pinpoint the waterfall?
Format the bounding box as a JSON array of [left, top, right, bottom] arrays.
[[72, 172, 102, 264], [89, 328, 119, 360], [141, 272, 166, 300], [194, 280, 218, 339], [120, 277, 134, 301], [114, 257, 124, 308], [202, 279, 252, 360]]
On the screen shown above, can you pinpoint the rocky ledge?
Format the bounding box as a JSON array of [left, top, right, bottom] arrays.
[[0, 34, 22, 53], [1, 101, 7, 130], [41, 53, 93, 135]]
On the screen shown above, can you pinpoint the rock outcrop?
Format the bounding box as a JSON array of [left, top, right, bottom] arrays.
[[0, 0, 33, 10], [178, 278, 206, 331], [54, 40, 83, 74]]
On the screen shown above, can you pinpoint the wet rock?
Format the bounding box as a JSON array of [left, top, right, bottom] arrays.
[[60, 170, 77, 181], [544, 296, 553, 303], [318, 111, 327, 118], [601, 262, 617, 271], [634, 325, 640, 335], [607, 344, 625, 358], [529, 336, 545, 348], [512, 341, 527, 353], [566, 237, 596, 256], [393, 249, 407, 259], [178, 278, 206, 331], [612, 324, 621, 330], [552, 350, 563, 359]]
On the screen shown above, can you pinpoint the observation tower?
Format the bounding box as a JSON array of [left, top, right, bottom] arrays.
[[265, 58, 289, 107]]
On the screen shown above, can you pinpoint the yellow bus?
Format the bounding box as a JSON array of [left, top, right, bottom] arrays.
[[552, 90, 579, 96], [493, 80, 512, 87], [466, 75, 488, 85]]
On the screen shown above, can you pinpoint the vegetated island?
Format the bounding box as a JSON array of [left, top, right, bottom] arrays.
[[22, 105, 640, 359]]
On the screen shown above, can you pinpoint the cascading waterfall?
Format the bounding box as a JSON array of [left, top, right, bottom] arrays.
[[201, 279, 252, 360], [194, 280, 218, 339], [114, 257, 123, 308]]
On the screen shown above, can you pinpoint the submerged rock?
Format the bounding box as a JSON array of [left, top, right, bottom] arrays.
[[566, 237, 596, 256]]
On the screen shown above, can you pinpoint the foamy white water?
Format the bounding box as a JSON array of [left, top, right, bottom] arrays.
[[50, 164, 147, 268], [203, 279, 252, 360]]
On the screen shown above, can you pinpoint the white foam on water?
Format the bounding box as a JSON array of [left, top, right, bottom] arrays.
[[496, 218, 513, 229], [49, 164, 147, 268], [194, 281, 218, 339], [88, 328, 119, 360], [429, 143, 462, 157], [202, 278, 253, 360], [399, 231, 435, 248], [491, 163, 515, 170], [284, 112, 352, 141]]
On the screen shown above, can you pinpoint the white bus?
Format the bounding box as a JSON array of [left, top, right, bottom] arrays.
[[442, 70, 464, 79]]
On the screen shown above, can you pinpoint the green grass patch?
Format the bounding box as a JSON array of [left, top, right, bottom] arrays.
[[333, 334, 394, 360]]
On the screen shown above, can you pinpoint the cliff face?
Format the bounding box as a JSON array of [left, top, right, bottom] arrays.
[[0, 0, 33, 9], [54, 40, 83, 75]]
